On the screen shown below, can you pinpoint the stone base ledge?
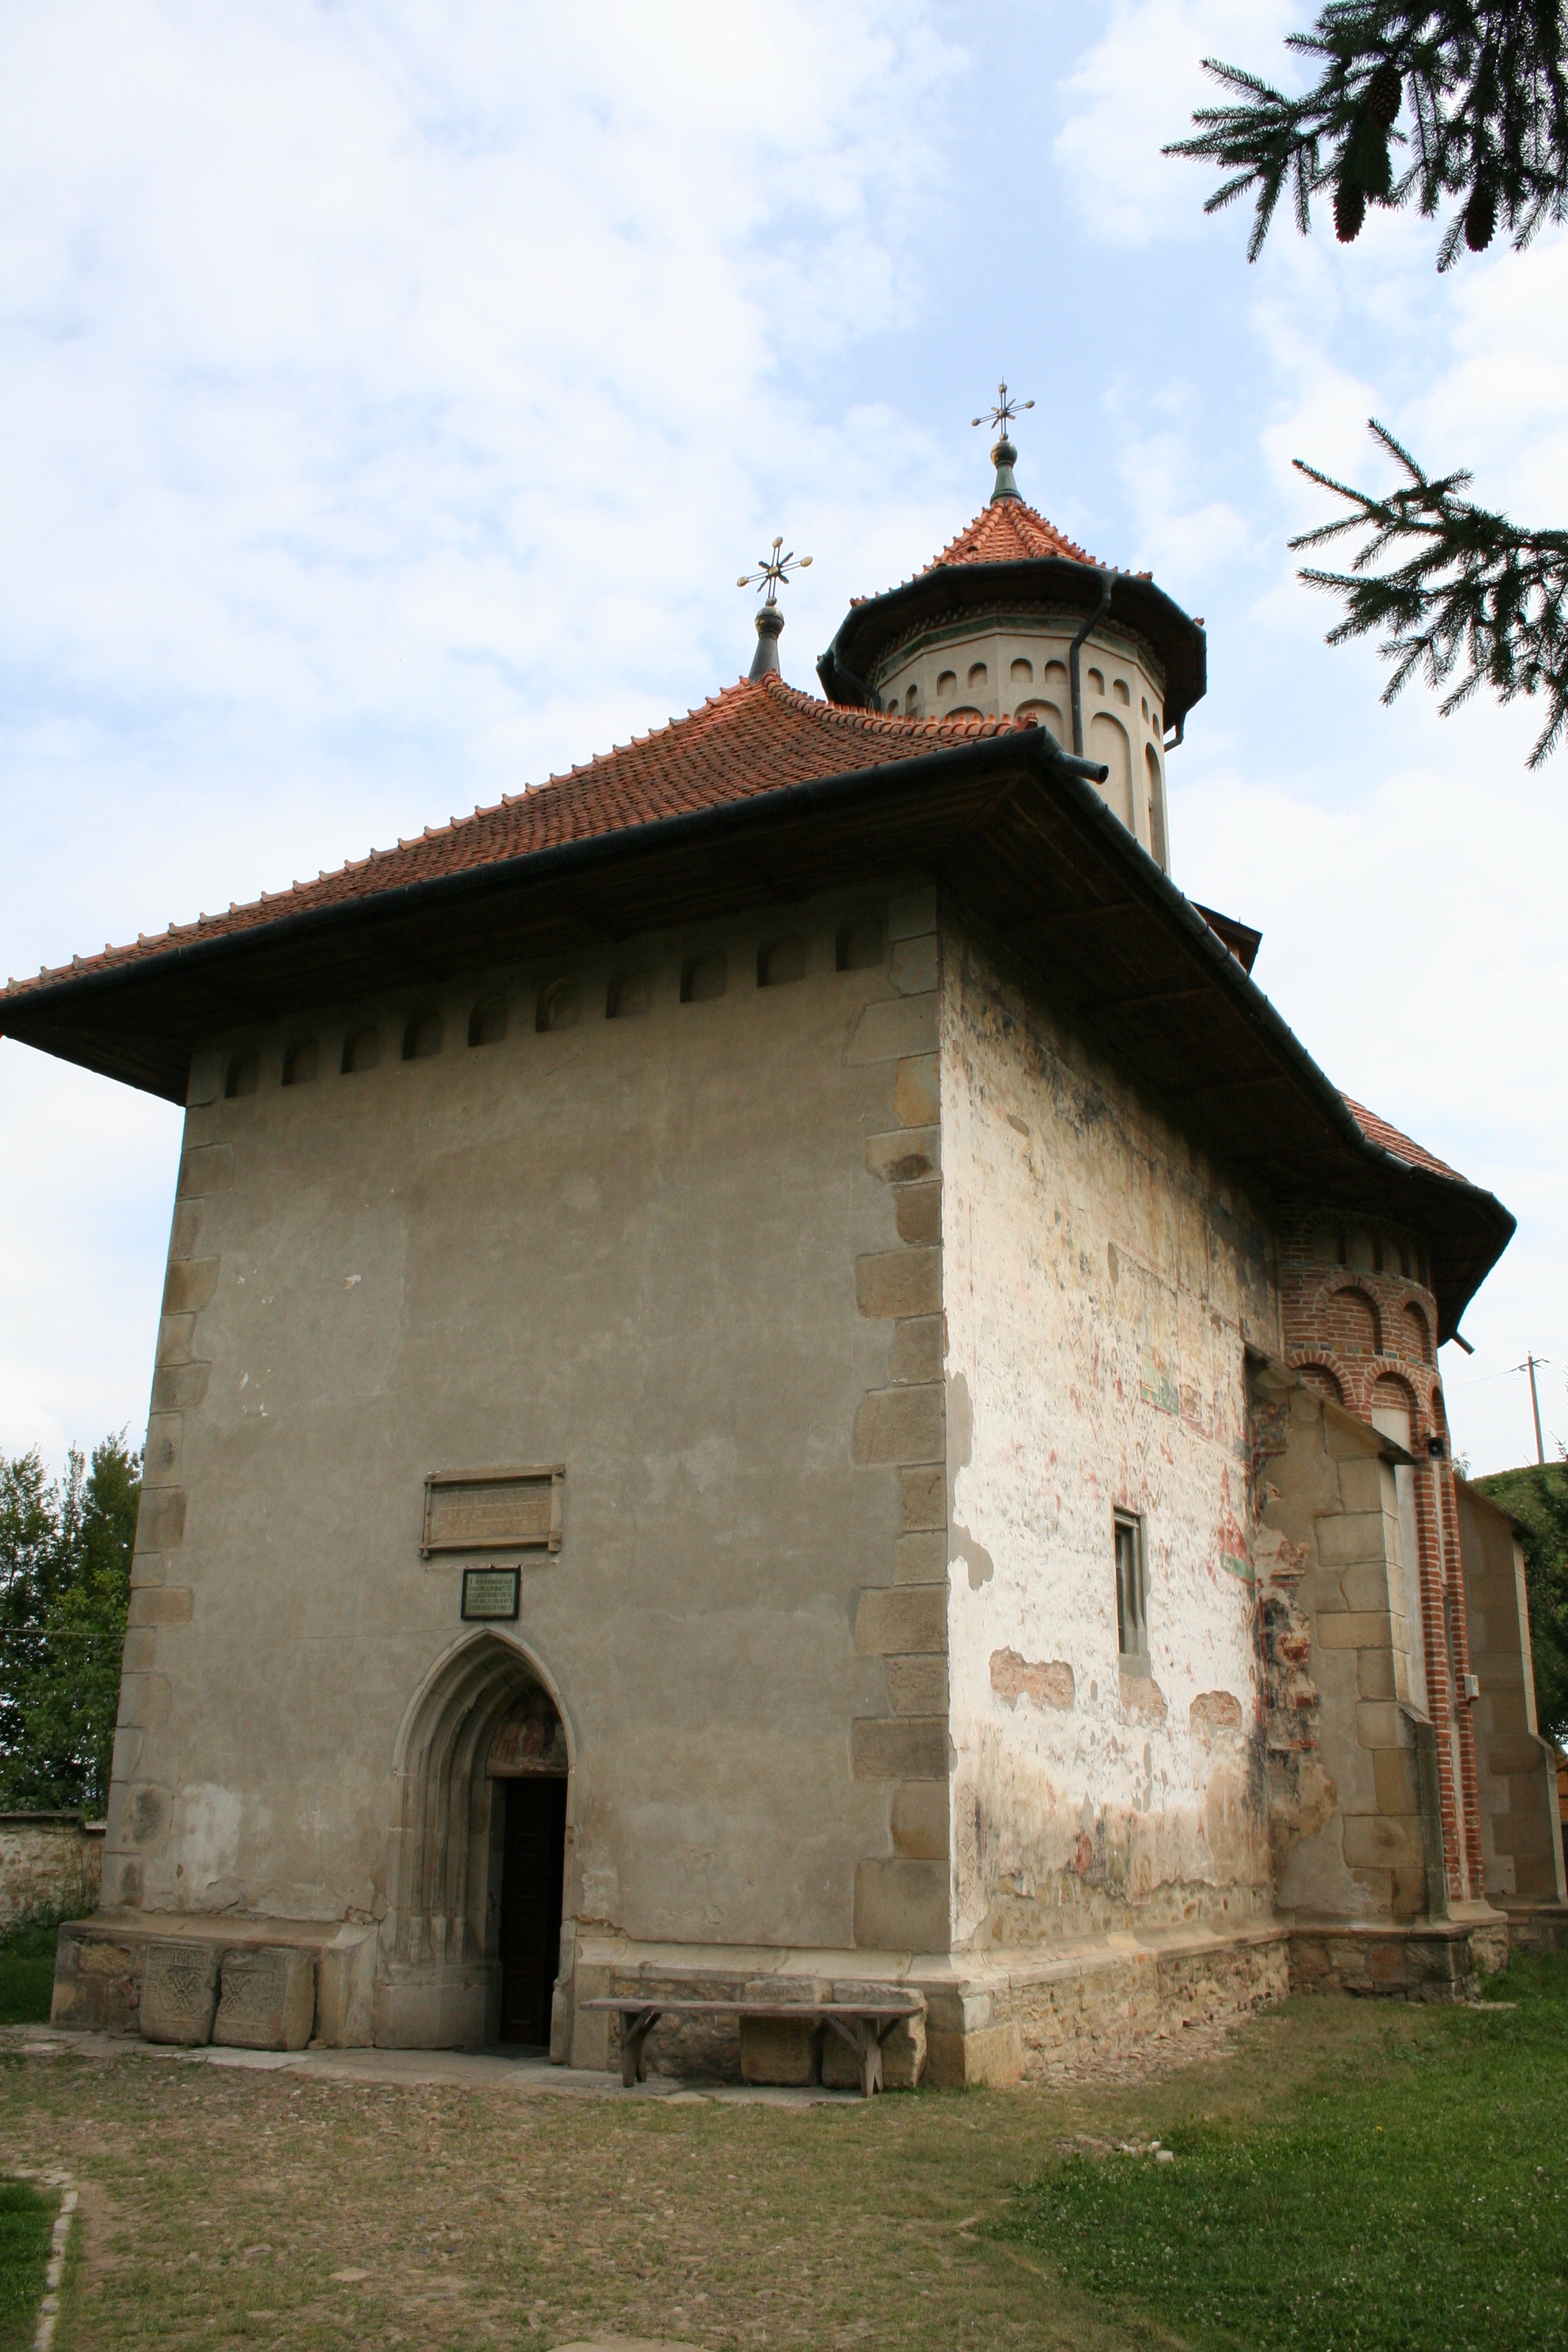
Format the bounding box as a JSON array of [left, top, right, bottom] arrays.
[[1284, 1906, 1511, 1998], [50, 1910, 377, 2046], [1499, 1899, 1568, 1954], [566, 1923, 1291, 2087]]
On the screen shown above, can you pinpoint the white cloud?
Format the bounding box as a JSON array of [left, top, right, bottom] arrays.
[[1054, 0, 1295, 244], [0, 0, 966, 1461]]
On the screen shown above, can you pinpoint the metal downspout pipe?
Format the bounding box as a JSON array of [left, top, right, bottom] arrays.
[[1069, 570, 1113, 757]]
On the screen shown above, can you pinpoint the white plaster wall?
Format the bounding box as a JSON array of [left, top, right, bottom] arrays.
[[874, 620, 1171, 868], [104, 885, 924, 1956], [940, 920, 1279, 1947]]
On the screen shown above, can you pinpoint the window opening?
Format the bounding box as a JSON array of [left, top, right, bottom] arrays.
[[1115, 1513, 1149, 1670], [468, 998, 507, 1047]]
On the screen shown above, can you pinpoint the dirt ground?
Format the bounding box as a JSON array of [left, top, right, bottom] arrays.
[[0, 1999, 1454, 2351]]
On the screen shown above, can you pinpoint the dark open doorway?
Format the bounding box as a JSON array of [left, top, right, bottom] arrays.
[[499, 1775, 566, 2045]]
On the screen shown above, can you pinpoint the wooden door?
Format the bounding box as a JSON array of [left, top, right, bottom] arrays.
[[499, 1776, 567, 2045]]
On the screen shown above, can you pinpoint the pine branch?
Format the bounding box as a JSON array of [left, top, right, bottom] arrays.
[[1290, 421, 1568, 764], [1166, 3, 1568, 267]]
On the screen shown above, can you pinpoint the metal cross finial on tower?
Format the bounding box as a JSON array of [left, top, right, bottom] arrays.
[[971, 382, 1034, 436], [738, 536, 813, 610], [738, 536, 812, 681], [973, 383, 1032, 504]]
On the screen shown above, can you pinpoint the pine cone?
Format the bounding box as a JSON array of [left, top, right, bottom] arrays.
[[1367, 61, 1402, 127], [1335, 180, 1367, 243], [1465, 183, 1497, 251]]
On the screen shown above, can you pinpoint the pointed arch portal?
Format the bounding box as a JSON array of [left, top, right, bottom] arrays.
[[380, 1630, 570, 2049]]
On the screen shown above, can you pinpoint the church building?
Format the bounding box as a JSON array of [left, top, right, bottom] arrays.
[[5, 410, 1564, 2082]]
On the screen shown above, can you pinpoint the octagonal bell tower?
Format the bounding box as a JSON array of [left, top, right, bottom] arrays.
[[817, 404, 1205, 875]]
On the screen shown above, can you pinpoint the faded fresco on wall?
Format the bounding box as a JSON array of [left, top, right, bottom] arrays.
[[941, 923, 1279, 1944]]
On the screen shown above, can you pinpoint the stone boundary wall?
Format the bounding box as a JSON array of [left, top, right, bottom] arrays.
[[0, 1815, 103, 1929]]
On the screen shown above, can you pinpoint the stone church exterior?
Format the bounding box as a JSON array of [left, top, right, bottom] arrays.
[[4, 434, 1564, 2082]]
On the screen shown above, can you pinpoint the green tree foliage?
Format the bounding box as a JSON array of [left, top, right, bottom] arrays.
[[1292, 422, 1568, 766], [1474, 1459, 1568, 1745], [1166, 3, 1568, 266], [0, 1436, 138, 1815], [1167, 4, 1568, 760]]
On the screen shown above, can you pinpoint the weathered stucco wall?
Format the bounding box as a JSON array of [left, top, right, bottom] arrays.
[[938, 917, 1278, 1947], [103, 881, 953, 2026]]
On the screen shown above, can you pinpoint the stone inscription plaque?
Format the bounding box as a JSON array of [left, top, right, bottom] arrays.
[[461, 1567, 522, 1622], [422, 1465, 564, 1557]]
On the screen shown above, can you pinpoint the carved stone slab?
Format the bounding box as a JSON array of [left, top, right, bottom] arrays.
[[422, 1465, 564, 1556], [140, 1939, 219, 2045], [213, 1944, 316, 2051]]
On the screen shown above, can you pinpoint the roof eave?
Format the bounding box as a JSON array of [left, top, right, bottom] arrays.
[[818, 558, 1208, 728]]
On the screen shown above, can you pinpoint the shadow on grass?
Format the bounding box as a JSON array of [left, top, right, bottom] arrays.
[[998, 1951, 1568, 2352]]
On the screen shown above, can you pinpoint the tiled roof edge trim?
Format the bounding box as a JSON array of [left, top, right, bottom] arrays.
[[1024, 760, 1517, 1302], [2, 728, 1049, 1011]]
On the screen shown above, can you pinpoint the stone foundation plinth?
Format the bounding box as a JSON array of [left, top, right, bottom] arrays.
[[1499, 1900, 1568, 1955], [50, 1911, 378, 2046], [921, 1925, 1290, 2086], [566, 1924, 1290, 2088], [1286, 1908, 1510, 1999]]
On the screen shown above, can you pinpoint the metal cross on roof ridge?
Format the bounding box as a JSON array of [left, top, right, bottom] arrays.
[[972, 382, 1034, 435], [738, 536, 813, 608]]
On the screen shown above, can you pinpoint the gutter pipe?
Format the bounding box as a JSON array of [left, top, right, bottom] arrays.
[[1068, 571, 1113, 757]]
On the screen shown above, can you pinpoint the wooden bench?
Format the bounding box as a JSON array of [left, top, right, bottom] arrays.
[[579, 1995, 923, 2097]]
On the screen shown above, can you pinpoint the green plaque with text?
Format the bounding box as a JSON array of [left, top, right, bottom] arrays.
[[461, 1567, 521, 1622]]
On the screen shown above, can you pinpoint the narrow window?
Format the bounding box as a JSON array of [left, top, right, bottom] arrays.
[[341, 1026, 380, 1075], [403, 1013, 442, 1062], [1115, 1513, 1149, 1671], [681, 951, 726, 1004], [225, 1051, 260, 1098], [282, 1038, 318, 1087], [468, 997, 508, 1048], [836, 910, 885, 972], [757, 934, 804, 988], [536, 979, 580, 1034], [606, 970, 650, 1019]]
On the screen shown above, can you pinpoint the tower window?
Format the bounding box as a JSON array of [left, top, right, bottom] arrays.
[[1115, 1513, 1149, 1671], [225, 1051, 260, 1098]]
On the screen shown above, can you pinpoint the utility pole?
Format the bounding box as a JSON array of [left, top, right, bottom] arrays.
[[1525, 1354, 1546, 1467]]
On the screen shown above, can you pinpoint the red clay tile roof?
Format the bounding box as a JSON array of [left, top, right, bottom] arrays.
[[1343, 1096, 1467, 1183], [924, 495, 1098, 572], [0, 674, 1036, 1007]]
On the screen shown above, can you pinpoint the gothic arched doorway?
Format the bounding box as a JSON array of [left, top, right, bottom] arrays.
[[382, 1631, 571, 2050], [488, 1686, 569, 2044]]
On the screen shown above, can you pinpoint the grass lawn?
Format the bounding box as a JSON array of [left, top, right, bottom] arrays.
[[1001, 1951, 1568, 2352], [0, 2176, 55, 2352], [0, 1951, 1562, 2351], [0, 1924, 59, 2029]]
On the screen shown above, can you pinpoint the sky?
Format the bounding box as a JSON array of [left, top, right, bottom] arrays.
[[1, 0, 1564, 1480]]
